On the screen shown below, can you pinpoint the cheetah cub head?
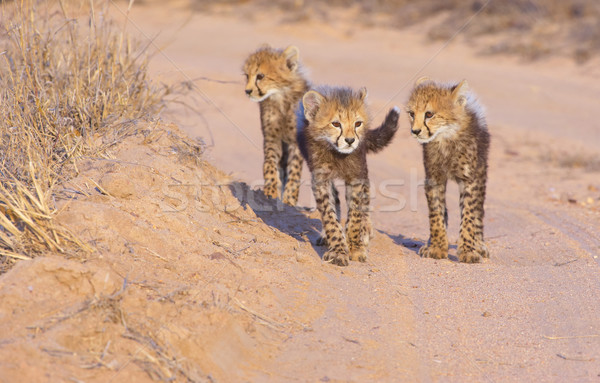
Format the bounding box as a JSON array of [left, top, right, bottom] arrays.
[[406, 77, 473, 144], [301, 87, 369, 154], [242, 45, 301, 102]]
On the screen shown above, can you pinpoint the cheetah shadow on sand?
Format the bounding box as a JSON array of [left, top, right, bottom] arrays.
[[383, 231, 459, 262], [229, 182, 328, 259]]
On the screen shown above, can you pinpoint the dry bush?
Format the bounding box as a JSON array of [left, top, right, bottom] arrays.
[[0, 0, 170, 270]]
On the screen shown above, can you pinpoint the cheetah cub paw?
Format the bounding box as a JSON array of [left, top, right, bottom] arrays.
[[323, 250, 349, 266], [281, 191, 298, 206], [349, 247, 367, 263], [418, 244, 448, 260], [458, 242, 489, 263], [263, 183, 281, 200], [315, 233, 328, 246]]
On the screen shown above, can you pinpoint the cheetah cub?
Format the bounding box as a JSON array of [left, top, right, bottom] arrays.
[[298, 87, 400, 266], [243, 45, 309, 205], [406, 77, 490, 263]]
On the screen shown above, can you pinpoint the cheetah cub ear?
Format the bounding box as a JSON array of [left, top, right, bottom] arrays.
[[452, 79, 470, 107], [358, 87, 368, 101], [302, 90, 325, 122], [283, 45, 300, 71], [415, 76, 431, 86]]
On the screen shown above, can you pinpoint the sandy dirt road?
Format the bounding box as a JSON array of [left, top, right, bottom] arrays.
[[113, 2, 600, 381]]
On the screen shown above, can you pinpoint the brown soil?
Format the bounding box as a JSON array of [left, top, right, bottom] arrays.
[[1, 2, 600, 382]]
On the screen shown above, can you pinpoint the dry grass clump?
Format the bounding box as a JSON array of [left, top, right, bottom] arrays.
[[0, 1, 169, 270]]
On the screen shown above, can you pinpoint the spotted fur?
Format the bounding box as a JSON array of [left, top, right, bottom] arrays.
[[297, 86, 400, 266], [243, 45, 309, 205], [406, 77, 490, 263]]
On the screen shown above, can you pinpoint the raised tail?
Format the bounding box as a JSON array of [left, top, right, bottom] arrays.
[[366, 106, 400, 153]]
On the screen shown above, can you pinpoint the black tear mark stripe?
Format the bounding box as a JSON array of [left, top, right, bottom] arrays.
[[424, 119, 432, 136], [255, 73, 265, 97], [336, 124, 343, 144]]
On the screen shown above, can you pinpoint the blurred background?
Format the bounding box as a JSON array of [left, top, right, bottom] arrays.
[[160, 0, 600, 63]]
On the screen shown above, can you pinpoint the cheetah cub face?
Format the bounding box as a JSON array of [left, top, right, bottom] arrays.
[[242, 45, 300, 102], [406, 77, 471, 144], [302, 88, 369, 154]]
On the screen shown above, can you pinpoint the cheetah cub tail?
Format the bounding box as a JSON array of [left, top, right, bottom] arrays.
[[365, 106, 400, 153]]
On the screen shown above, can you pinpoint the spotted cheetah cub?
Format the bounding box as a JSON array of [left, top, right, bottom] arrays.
[[243, 45, 309, 205], [406, 77, 490, 263], [297, 87, 400, 266]]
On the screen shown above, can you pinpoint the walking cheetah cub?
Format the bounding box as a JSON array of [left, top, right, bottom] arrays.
[[243, 45, 309, 205], [297, 86, 400, 266], [406, 77, 490, 263]]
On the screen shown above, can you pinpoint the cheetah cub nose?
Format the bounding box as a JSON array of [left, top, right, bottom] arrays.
[[245, 89, 252, 95], [345, 137, 355, 145], [411, 129, 421, 135]]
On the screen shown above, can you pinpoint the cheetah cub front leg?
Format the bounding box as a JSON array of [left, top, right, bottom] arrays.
[[315, 185, 341, 247], [313, 175, 349, 266], [261, 134, 283, 200], [457, 178, 489, 263], [419, 180, 449, 260], [345, 180, 371, 262]]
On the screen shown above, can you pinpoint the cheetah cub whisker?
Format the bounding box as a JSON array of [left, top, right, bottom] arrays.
[[243, 45, 309, 206], [297, 86, 400, 266], [406, 77, 490, 263]]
